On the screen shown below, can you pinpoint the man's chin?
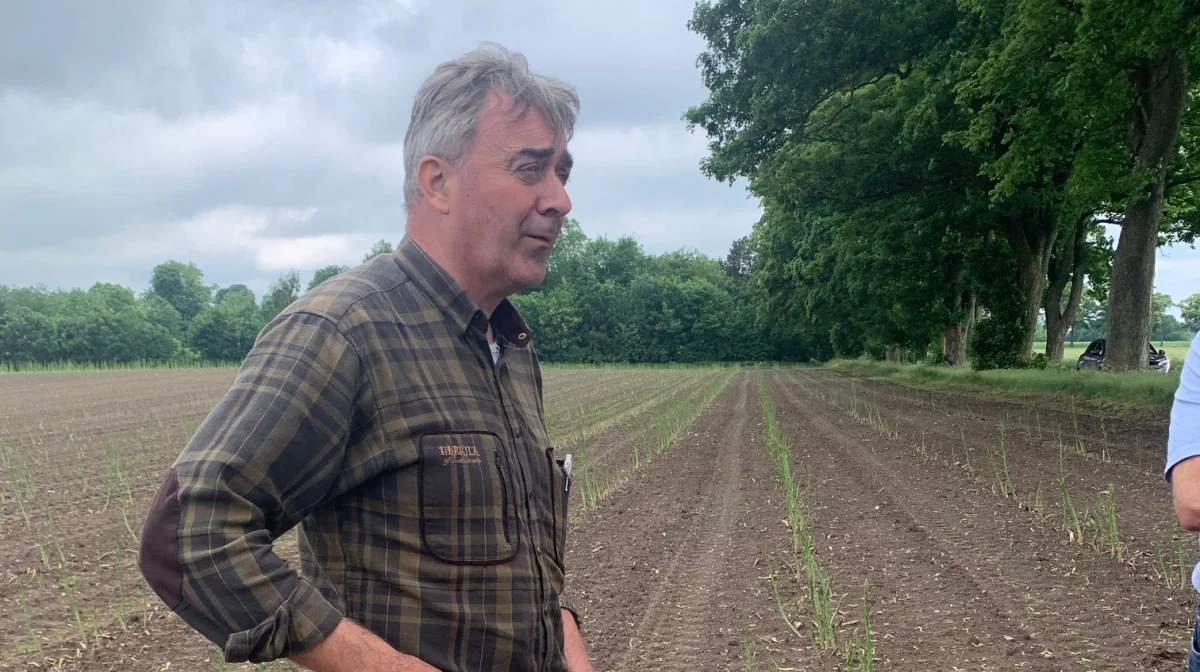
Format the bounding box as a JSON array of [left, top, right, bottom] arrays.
[[510, 264, 549, 291]]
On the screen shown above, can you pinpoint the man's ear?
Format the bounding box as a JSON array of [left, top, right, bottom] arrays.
[[416, 155, 454, 215]]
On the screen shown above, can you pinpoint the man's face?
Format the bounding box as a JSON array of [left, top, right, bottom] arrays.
[[449, 92, 573, 296]]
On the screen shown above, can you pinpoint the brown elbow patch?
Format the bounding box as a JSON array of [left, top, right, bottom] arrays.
[[139, 467, 183, 610]]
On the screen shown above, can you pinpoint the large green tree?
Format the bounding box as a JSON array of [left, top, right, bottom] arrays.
[[686, 0, 1200, 368], [363, 239, 395, 263], [141, 293, 184, 338], [260, 271, 301, 323], [188, 289, 263, 362], [957, 0, 1200, 370], [214, 284, 255, 306], [149, 261, 213, 325], [0, 306, 56, 363], [307, 265, 350, 291], [1181, 292, 1200, 333]]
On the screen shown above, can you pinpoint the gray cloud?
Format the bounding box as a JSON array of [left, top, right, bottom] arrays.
[[0, 0, 756, 297]]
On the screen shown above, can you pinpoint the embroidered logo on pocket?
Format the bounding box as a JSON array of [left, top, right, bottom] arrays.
[[418, 432, 517, 564], [438, 444, 482, 466]]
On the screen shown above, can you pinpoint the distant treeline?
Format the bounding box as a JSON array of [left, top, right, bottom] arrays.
[[0, 222, 775, 368]]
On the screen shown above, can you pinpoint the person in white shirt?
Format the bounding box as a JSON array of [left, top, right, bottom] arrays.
[[1165, 332, 1200, 669]]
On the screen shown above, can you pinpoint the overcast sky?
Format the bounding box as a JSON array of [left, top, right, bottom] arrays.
[[0, 1, 1196, 306]]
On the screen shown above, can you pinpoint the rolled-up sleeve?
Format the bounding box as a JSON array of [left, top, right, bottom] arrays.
[[138, 311, 360, 663], [1166, 333, 1200, 481]]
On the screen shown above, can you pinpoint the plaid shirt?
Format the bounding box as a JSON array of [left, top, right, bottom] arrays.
[[139, 237, 574, 671]]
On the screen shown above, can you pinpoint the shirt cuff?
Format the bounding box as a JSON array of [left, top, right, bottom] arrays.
[[559, 595, 582, 630], [224, 578, 343, 664]]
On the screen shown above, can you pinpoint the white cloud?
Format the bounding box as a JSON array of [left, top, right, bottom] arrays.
[[0, 0, 761, 295], [303, 36, 382, 84], [572, 123, 709, 170], [254, 235, 377, 270], [1156, 245, 1200, 304]]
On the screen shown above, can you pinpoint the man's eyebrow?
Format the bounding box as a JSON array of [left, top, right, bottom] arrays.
[[559, 150, 574, 172], [513, 147, 555, 162]]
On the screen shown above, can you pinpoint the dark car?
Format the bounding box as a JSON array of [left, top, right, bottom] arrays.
[[1076, 339, 1171, 373]]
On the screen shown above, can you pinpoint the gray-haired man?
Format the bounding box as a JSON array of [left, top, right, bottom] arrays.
[[139, 44, 593, 671]]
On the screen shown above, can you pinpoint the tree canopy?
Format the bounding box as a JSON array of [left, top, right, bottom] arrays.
[[0, 225, 775, 368], [685, 0, 1200, 369]]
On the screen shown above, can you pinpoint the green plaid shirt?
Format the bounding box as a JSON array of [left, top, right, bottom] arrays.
[[139, 237, 574, 671]]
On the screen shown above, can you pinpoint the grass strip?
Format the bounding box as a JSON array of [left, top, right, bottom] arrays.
[[820, 359, 1181, 421]]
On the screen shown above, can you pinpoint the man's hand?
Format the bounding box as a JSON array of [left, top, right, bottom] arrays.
[[290, 619, 439, 672], [562, 608, 594, 672], [1173, 455, 1200, 531]]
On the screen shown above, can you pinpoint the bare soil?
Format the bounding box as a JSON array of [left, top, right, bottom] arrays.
[[0, 367, 1191, 671]]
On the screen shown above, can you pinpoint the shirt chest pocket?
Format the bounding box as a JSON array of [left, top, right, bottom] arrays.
[[418, 432, 518, 564]]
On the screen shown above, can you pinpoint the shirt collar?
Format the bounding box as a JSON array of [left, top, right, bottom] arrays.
[[394, 236, 532, 348]]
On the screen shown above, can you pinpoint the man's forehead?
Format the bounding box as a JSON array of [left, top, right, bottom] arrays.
[[477, 92, 567, 154]]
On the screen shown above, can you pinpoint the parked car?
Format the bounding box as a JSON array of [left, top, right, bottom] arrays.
[[1076, 339, 1171, 373]]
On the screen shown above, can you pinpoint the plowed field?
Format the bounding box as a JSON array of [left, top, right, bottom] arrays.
[[0, 366, 1191, 671]]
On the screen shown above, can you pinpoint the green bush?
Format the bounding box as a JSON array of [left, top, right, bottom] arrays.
[[924, 350, 949, 366], [969, 315, 1025, 371]]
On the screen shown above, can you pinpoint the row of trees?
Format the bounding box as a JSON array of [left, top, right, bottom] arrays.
[[1052, 291, 1200, 344], [686, 0, 1200, 369], [0, 230, 774, 367], [0, 240, 398, 365], [510, 220, 770, 363]]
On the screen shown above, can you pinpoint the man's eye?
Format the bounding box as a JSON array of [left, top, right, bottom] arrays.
[[520, 164, 541, 174], [557, 171, 571, 184]]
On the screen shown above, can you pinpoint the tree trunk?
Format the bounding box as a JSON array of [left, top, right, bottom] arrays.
[[942, 291, 975, 365], [1002, 211, 1058, 361], [1106, 48, 1188, 371], [1044, 214, 1089, 361], [885, 346, 902, 362]]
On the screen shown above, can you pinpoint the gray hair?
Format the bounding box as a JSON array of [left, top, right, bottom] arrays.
[[403, 43, 580, 209]]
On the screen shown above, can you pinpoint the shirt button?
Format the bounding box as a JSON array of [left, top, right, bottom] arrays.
[[514, 427, 523, 439]]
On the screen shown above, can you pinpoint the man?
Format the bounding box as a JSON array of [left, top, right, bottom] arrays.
[[1166, 331, 1200, 670], [138, 44, 593, 672]]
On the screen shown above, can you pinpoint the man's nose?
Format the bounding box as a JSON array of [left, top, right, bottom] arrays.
[[538, 175, 572, 218]]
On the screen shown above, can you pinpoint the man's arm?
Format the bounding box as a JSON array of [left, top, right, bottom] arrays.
[[139, 312, 382, 665], [290, 620, 438, 672], [562, 608, 594, 672], [1167, 333, 1200, 529]]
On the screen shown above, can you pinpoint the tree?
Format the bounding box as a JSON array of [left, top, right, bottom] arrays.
[[0, 306, 57, 363], [188, 295, 263, 362], [1070, 293, 1107, 344], [685, 0, 1026, 364], [511, 282, 581, 362], [1181, 292, 1200, 333], [1043, 217, 1100, 361], [141, 293, 184, 339], [307, 265, 350, 291], [260, 271, 301, 323], [214, 284, 256, 306], [57, 301, 180, 363], [149, 261, 212, 325], [539, 218, 588, 290], [581, 236, 646, 286], [1105, 49, 1193, 367], [723, 236, 755, 283], [685, 0, 1200, 368], [1151, 292, 1175, 343], [364, 239, 395, 263], [88, 283, 138, 314]]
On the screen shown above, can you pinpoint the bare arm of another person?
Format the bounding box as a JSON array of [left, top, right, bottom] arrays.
[[138, 313, 408, 668], [1167, 334, 1200, 529]]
